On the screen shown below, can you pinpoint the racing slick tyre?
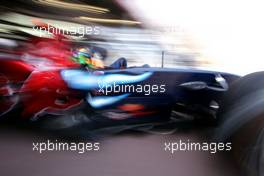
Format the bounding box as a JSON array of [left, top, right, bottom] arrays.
[[215, 71, 264, 176]]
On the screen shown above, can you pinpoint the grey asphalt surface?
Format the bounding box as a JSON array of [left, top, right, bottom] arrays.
[[0, 126, 240, 176]]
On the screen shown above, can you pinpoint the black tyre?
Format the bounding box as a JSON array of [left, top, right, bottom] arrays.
[[215, 71, 264, 176]]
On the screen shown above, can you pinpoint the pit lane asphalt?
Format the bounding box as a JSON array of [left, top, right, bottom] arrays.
[[0, 125, 240, 176]]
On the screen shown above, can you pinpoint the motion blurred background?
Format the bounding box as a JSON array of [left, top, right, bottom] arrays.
[[0, 1, 262, 176], [1, 0, 264, 75]]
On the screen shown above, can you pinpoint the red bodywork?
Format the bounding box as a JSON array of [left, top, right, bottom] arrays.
[[0, 29, 82, 118]]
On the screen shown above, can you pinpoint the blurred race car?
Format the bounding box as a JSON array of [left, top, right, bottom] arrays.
[[0, 22, 240, 131], [0, 54, 240, 124]]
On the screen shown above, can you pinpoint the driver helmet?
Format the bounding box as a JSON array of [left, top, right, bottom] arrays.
[[72, 47, 104, 69]]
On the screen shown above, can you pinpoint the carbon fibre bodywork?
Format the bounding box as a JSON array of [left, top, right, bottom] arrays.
[[54, 67, 240, 130]]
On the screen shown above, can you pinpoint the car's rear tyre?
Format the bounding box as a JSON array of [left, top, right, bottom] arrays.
[[215, 72, 264, 176]]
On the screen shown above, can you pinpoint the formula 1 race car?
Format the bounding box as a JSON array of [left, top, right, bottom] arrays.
[[0, 23, 240, 132], [0, 55, 240, 131]]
